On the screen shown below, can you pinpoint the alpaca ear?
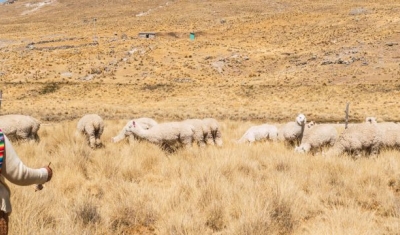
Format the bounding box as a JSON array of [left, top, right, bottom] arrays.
[[132, 121, 136, 127]]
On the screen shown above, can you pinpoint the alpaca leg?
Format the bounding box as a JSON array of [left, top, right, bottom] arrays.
[[16, 130, 29, 141], [33, 133, 40, 142], [205, 132, 214, 145], [198, 140, 207, 148], [196, 132, 206, 147], [196, 132, 206, 148], [161, 143, 175, 153], [370, 145, 380, 157], [181, 136, 193, 148], [214, 130, 223, 146], [27, 133, 37, 143], [94, 129, 102, 148], [89, 135, 96, 148], [95, 137, 103, 148], [352, 149, 362, 159], [285, 139, 296, 147]]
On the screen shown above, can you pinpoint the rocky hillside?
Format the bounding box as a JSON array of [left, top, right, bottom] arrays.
[[0, 0, 399, 122]]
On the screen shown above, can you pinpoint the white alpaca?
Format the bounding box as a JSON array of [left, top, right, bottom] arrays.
[[295, 124, 337, 154], [202, 118, 223, 146], [237, 124, 278, 143], [0, 114, 41, 142], [278, 114, 307, 146], [366, 117, 400, 150], [325, 122, 383, 157], [111, 117, 157, 143], [76, 114, 104, 149], [126, 121, 195, 152]]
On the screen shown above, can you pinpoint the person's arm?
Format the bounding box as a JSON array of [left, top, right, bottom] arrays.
[[2, 135, 49, 186]]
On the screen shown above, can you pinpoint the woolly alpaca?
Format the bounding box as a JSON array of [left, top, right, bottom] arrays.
[[295, 124, 337, 154], [325, 122, 382, 157], [202, 118, 223, 146], [366, 117, 400, 150], [237, 123, 278, 143], [125, 121, 195, 152], [278, 114, 307, 146], [0, 114, 41, 142], [111, 117, 158, 143], [76, 114, 104, 149]]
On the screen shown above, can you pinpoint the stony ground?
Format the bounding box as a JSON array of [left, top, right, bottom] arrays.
[[0, 0, 399, 123]]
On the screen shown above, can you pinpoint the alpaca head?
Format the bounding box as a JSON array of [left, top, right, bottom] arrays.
[[296, 114, 306, 126], [307, 121, 315, 129], [365, 117, 377, 124], [126, 121, 138, 133]]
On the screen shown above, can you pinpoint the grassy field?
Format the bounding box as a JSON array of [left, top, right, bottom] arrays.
[[1, 0, 400, 234], [6, 119, 400, 234]]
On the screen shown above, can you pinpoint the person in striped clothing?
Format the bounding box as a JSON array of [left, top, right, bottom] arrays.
[[0, 130, 52, 235]]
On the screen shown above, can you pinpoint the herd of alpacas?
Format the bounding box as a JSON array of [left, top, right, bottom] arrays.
[[0, 113, 399, 157]]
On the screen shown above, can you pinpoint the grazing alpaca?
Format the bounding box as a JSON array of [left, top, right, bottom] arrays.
[[126, 121, 195, 152], [76, 114, 104, 149], [295, 124, 337, 154], [237, 123, 278, 143], [111, 117, 158, 143], [0, 114, 41, 142], [325, 122, 382, 158], [365, 116, 400, 150]]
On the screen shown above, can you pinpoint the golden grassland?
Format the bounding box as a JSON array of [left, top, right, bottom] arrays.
[[7, 120, 400, 234], [3, 82, 400, 123], [0, 0, 400, 233]]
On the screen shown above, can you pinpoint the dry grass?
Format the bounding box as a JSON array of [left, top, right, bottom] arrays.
[[1, 0, 400, 233], [5, 119, 400, 234]]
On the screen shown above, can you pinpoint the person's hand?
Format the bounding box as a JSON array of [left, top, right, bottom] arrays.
[[43, 165, 53, 182]]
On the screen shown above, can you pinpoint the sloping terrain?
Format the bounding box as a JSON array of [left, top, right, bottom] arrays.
[[0, 0, 399, 122]]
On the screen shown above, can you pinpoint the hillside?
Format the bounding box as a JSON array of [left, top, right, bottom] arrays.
[[0, 0, 399, 122], [1, 2, 400, 234]]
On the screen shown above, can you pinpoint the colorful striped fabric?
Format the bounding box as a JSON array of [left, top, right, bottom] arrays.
[[0, 130, 4, 173]]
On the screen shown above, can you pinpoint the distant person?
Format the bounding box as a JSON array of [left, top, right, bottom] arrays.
[[0, 130, 53, 235]]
